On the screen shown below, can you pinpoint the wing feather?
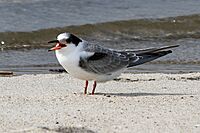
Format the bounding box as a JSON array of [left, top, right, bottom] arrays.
[[79, 43, 177, 74], [79, 44, 137, 74]]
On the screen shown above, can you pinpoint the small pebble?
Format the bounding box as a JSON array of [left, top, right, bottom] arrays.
[[108, 100, 113, 103], [106, 95, 111, 97]]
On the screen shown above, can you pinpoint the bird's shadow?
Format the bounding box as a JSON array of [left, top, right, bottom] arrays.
[[94, 92, 192, 97]]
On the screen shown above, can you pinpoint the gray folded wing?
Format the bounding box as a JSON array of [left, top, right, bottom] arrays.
[[79, 44, 139, 74], [80, 44, 178, 74]]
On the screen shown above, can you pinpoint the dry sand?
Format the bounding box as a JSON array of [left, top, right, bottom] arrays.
[[0, 73, 200, 133]]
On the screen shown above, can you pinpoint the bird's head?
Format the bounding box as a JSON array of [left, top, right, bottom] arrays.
[[48, 33, 82, 51]]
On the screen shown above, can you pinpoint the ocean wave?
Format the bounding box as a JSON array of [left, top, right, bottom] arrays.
[[0, 14, 200, 50]]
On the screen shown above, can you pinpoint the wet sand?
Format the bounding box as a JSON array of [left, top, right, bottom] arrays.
[[0, 73, 200, 133]]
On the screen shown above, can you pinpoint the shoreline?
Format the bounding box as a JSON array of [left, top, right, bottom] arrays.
[[1, 73, 200, 133], [1, 61, 200, 76]]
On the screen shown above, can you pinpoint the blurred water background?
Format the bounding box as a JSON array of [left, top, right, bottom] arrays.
[[0, 0, 200, 74]]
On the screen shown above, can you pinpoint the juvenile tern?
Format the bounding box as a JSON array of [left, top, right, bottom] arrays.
[[48, 32, 178, 95]]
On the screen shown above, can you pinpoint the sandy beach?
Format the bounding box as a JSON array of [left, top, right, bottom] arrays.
[[0, 73, 200, 133]]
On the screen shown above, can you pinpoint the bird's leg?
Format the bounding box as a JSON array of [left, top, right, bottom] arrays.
[[84, 80, 88, 94], [91, 81, 97, 95]]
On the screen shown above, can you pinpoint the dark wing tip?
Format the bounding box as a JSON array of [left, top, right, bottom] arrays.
[[164, 44, 179, 49], [156, 45, 179, 51]]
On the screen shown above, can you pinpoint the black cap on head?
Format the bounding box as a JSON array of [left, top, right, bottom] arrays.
[[67, 34, 82, 46]]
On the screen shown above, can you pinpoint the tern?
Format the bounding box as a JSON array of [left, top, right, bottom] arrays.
[[48, 33, 178, 95]]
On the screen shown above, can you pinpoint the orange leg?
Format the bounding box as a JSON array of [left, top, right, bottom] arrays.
[[84, 80, 88, 94], [91, 81, 97, 95]]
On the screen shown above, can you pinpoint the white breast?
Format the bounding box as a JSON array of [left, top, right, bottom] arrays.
[[55, 42, 124, 82], [55, 43, 97, 80]]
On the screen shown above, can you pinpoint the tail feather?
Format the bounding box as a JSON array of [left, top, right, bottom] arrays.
[[125, 45, 179, 55], [126, 45, 179, 67]]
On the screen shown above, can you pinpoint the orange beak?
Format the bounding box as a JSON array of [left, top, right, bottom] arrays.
[[48, 43, 62, 51]]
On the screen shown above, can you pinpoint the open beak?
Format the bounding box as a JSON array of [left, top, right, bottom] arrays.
[[48, 45, 62, 51], [48, 40, 62, 51]]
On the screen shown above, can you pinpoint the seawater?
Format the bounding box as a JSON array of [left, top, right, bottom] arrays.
[[0, 0, 200, 74], [0, 0, 200, 32]]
